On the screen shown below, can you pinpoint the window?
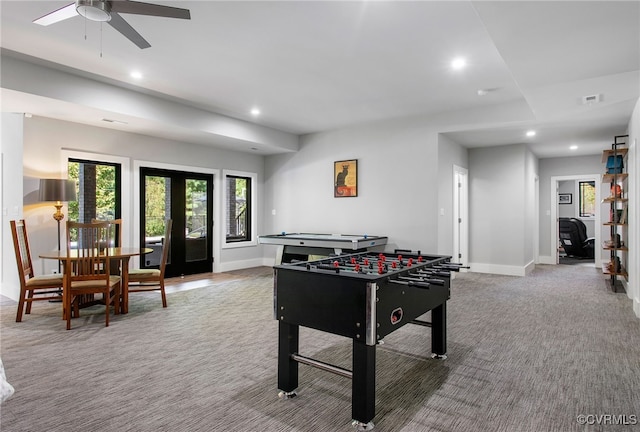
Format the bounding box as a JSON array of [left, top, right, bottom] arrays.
[[224, 170, 255, 245], [68, 159, 121, 223], [578, 180, 596, 218]]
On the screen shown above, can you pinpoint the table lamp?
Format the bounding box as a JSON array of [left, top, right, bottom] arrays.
[[38, 179, 77, 267]]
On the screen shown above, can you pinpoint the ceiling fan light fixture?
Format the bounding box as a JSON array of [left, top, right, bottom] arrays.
[[76, 0, 111, 22]]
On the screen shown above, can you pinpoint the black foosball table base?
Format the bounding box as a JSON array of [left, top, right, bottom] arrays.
[[274, 250, 459, 429]]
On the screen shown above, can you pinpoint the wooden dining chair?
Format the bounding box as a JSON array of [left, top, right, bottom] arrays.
[[128, 219, 172, 308], [64, 221, 121, 330], [10, 219, 64, 322], [91, 218, 124, 275], [91, 218, 123, 247]]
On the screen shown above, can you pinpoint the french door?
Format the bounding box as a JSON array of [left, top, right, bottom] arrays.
[[140, 167, 213, 277]]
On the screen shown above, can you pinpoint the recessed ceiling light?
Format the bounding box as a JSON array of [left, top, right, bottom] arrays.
[[451, 57, 466, 70], [526, 130, 536, 137], [570, 145, 578, 150], [250, 107, 261, 116], [130, 71, 143, 79]]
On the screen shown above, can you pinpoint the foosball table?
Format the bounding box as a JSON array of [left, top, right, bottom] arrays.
[[273, 250, 463, 430]]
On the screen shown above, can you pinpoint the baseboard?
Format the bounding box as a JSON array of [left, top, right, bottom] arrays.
[[469, 262, 529, 277], [538, 255, 556, 265], [218, 258, 269, 273], [262, 257, 277, 267], [524, 260, 535, 275]]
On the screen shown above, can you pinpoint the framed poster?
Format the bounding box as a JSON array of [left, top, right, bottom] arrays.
[[334, 159, 357, 197], [558, 193, 572, 204]]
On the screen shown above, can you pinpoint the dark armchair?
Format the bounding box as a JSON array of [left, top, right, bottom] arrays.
[[559, 217, 595, 259]]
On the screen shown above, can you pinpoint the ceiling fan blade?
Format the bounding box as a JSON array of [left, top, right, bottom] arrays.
[[108, 12, 151, 49], [33, 2, 77, 26], [110, 1, 191, 19]]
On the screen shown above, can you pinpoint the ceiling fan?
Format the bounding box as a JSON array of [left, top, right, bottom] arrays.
[[33, 0, 191, 49]]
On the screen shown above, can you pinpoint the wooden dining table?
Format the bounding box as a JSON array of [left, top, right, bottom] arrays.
[[39, 247, 152, 314]]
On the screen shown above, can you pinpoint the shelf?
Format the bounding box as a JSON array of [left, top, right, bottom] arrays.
[[602, 264, 628, 277], [602, 197, 628, 203], [601, 148, 628, 162], [602, 173, 628, 183], [601, 138, 629, 293], [602, 269, 628, 279]]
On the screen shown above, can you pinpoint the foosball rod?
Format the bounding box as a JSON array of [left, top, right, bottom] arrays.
[[291, 353, 353, 379]]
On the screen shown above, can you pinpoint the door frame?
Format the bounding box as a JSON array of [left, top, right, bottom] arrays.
[[550, 174, 601, 268], [453, 165, 469, 266], [133, 160, 221, 272]]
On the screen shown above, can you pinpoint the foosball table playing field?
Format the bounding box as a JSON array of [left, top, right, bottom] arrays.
[[273, 250, 464, 430]]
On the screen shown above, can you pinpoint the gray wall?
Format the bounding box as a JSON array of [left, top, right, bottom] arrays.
[[468, 144, 538, 275], [264, 118, 442, 255], [557, 180, 596, 237], [437, 133, 468, 256], [538, 154, 602, 262]]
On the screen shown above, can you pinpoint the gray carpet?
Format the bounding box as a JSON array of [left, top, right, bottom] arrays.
[[1, 265, 639, 432]]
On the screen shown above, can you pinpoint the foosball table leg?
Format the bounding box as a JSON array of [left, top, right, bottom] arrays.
[[351, 340, 376, 430], [431, 303, 447, 360], [278, 321, 299, 397]]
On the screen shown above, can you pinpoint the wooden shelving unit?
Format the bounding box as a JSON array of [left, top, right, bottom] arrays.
[[601, 134, 629, 293]]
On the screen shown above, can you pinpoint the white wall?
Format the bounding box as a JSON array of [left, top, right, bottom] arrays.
[[2, 54, 298, 154], [0, 115, 269, 300], [524, 150, 538, 266], [626, 98, 639, 318], [1, 113, 25, 301]]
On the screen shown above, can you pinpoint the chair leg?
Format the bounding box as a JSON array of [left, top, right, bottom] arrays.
[[25, 290, 35, 315], [73, 298, 80, 319], [65, 292, 72, 331], [160, 281, 167, 308], [114, 284, 121, 316], [16, 288, 27, 322], [105, 290, 110, 327]]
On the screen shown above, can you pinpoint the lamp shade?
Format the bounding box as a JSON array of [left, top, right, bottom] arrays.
[[38, 179, 77, 202]]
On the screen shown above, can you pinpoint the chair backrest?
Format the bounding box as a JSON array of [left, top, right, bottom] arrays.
[[10, 220, 35, 283], [159, 220, 173, 277], [91, 218, 123, 247], [559, 217, 590, 257], [66, 221, 113, 280], [559, 217, 588, 241]]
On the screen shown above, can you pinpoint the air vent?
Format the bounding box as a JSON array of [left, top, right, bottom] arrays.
[[582, 94, 601, 105], [101, 118, 128, 125]]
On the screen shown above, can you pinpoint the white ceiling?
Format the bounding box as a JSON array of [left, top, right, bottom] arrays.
[[1, 1, 638, 158]]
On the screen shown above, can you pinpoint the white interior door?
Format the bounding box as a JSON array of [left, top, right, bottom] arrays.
[[453, 166, 469, 265]]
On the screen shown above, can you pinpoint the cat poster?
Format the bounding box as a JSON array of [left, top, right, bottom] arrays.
[[334, 159, 357, 197]]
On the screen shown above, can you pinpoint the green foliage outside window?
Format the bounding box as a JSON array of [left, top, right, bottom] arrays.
[[144, 176, 168, 237], [67, 161, 117, 222], [579, 181, 596, 217]]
